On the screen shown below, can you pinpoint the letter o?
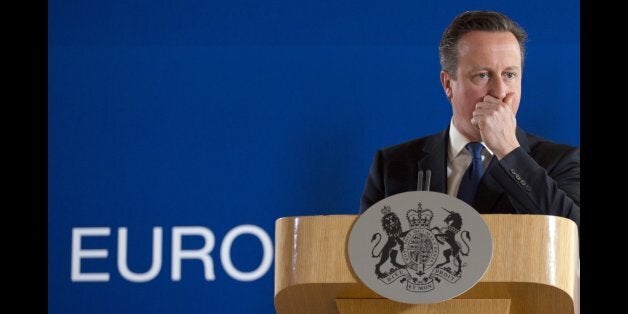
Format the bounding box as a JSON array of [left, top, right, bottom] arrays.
[[220, 224, 273, 282]]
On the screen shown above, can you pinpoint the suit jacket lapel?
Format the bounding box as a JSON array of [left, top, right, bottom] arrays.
[[472, 127, 531, 212], [417, 129, 448, 194]]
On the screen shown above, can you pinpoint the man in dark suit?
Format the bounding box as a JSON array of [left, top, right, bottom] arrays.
[[359, 11, 580, 227]]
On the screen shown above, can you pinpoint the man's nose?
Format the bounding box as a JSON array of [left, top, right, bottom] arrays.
[[488, 77, 507, 100]]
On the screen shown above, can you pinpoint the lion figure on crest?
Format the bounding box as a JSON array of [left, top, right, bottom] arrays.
[[371, 206, 407, 277]]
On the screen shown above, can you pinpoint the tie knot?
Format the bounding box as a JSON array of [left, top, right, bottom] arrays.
[[466, 142, 483, 159]]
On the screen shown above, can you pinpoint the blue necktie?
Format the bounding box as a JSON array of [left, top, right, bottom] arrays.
[[457, 142, 485, 205]]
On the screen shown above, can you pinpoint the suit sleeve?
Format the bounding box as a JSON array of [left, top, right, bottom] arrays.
[[493, 146, 580, 227], [359, 150, 386, 214]]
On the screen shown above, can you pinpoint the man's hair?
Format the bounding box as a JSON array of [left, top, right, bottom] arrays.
[[439, 11, 528, 78]]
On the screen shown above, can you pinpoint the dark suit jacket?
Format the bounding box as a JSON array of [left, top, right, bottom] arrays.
[[359, 127, 580, 227]]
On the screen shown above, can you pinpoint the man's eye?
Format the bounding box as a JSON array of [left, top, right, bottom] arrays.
[[477, 73, 489, 79], [505, 72, 518, 79]]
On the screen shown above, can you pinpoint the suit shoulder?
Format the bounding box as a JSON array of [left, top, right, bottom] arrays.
[[379, 131, 444, 160], [525, 132, 579, 160]]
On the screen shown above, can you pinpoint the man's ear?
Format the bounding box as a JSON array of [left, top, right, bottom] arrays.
[[440, 70, 453, 100]]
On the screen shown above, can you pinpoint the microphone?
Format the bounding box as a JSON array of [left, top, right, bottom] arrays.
[[417, 169, 431, 191]]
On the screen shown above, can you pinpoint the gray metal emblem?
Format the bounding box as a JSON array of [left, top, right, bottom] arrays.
[[348, 191, 492, 304]]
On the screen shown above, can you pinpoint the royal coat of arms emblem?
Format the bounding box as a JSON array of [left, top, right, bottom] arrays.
[[348, 191, 492, 304]]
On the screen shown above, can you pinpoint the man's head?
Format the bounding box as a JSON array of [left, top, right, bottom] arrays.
[[439, 11, 527, 141], [439, 11, 527, 77]]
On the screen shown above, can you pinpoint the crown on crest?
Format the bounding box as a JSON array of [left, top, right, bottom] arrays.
[[407, 203, 433, 228], [406, 203, 422, 228]]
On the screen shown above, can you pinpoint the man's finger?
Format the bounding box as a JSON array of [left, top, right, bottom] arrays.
[[503, 92, 516, 106], [482, 94, 500, 103]]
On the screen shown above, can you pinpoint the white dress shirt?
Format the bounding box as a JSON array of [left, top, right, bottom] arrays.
[[447, 120, 494, 197]]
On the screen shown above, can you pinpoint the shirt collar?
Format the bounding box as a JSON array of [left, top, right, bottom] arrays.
[[448, 119, 494, 161]]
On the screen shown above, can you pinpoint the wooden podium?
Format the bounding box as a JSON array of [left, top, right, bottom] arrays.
[[274, 214, 579, 314]]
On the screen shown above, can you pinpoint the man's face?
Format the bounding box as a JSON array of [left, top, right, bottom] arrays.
[[441, 31, 522, 141]]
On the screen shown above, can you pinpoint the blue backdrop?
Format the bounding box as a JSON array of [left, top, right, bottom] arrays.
[[49, 1, 579, 313]]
